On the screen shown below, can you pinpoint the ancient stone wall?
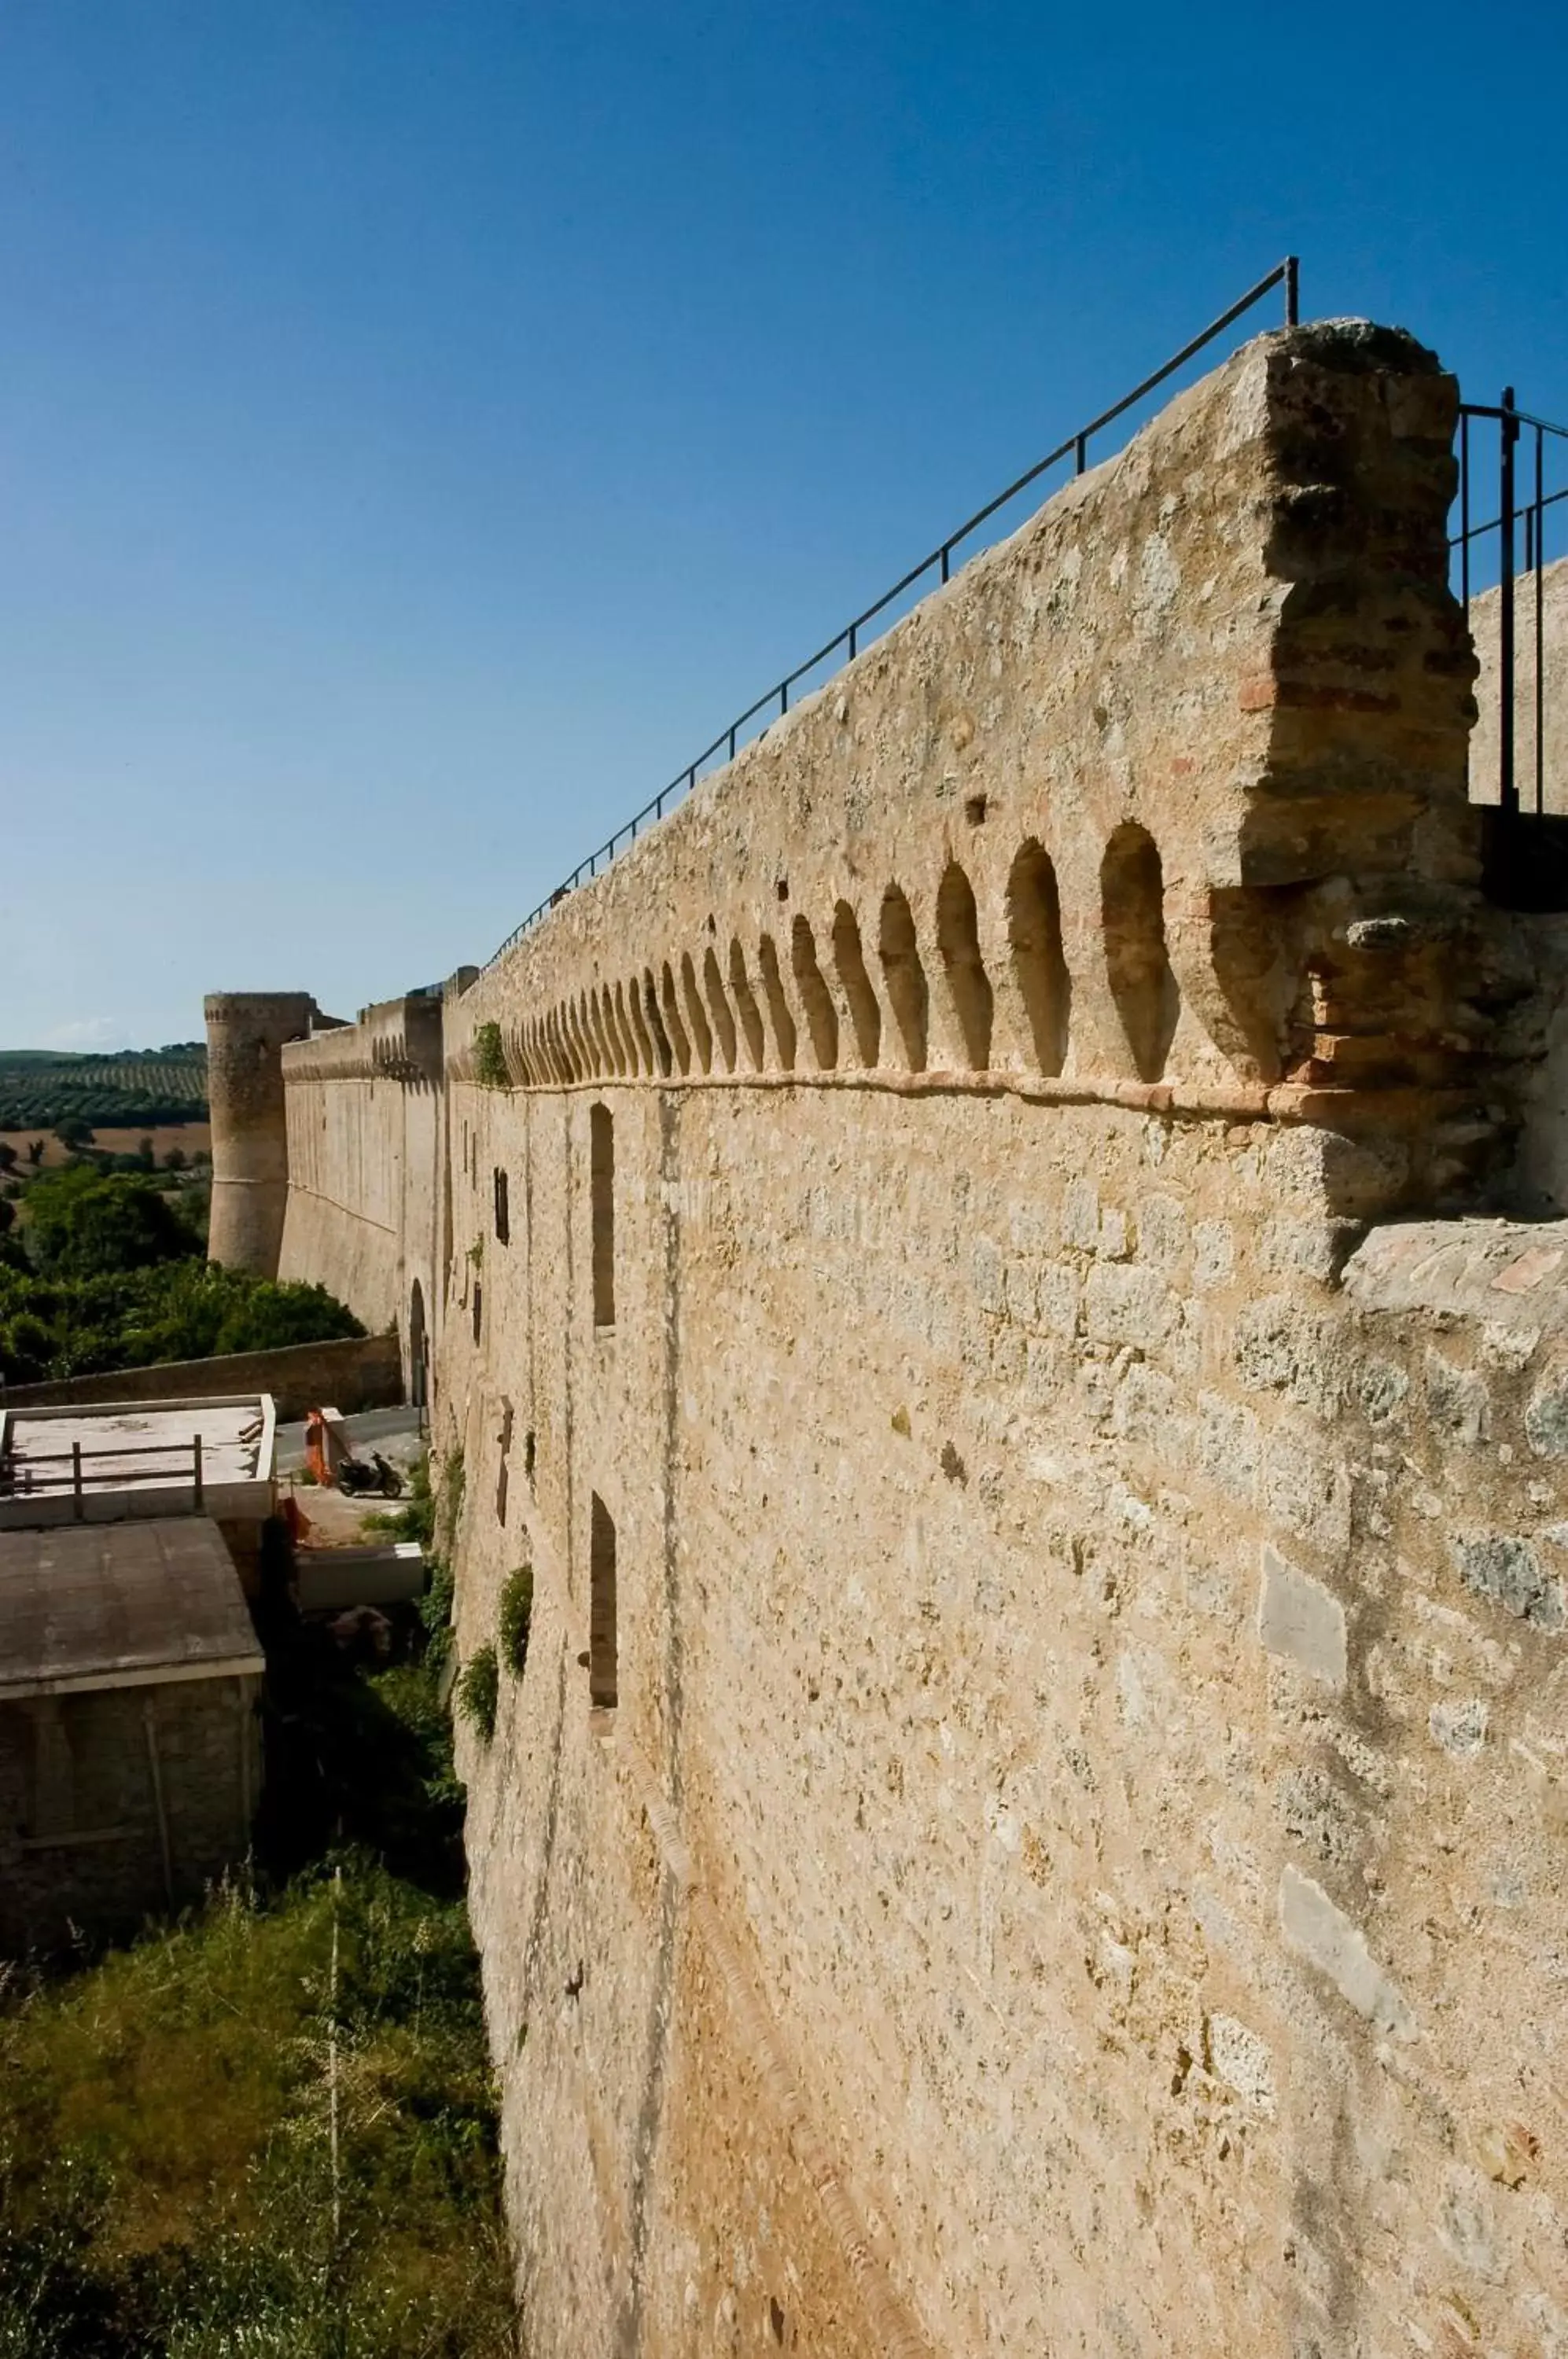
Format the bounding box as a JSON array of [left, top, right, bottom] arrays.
[[265, 321, 1568, 2355], [204, 992, 317, 1275], [0, 1330, 401, 1422], [1469, 558, 1568, 1216], [278, 991, 446, 1388]]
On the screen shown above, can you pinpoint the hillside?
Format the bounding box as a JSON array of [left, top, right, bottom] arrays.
[[0, 1047, 208, 1131]]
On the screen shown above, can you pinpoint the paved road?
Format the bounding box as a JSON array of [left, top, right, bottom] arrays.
[[274, 1403, 426, 1473]]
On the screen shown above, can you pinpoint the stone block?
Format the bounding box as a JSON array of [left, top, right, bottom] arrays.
[[1452, 1533, 1566, 1632], [1526, 1369, 1568, 1457], [1257, 1544, 1347, 1689], [1279, 1864, 1415, 2038], [1084, 1263, 1177, 1352]]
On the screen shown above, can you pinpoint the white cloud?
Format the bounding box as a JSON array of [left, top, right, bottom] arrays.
[[41, 1018, 136, 1052]]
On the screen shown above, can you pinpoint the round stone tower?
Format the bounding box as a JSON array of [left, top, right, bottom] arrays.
[[204, 992, 317, 1275]]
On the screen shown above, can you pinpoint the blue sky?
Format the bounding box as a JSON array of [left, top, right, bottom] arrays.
[[2, 0, 1565, 1047]]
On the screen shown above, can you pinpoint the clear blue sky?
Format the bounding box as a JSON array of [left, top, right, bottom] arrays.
[[2, 0, 1565, 1048]]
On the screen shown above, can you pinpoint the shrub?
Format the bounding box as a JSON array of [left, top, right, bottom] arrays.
[[498, 1566, 534, 1677], [436, 1448, 466, 1559], [366, 1452, 436, 1549], [25, 1168, 190, 1277], [472, 1022, 507, 1089], [455, 1647, 499, 1745], [0, 1260, 364, 1386], [419, 1559, 456, 1678]]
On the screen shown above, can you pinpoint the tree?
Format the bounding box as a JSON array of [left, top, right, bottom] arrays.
[[25, 1168, 192, 1279], [0, 1143, 16, 1175], [26, 1139, 44, 1167], [163, 1146, 187, 1172]]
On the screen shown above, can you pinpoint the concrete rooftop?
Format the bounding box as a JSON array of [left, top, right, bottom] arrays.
[[0, 1517, 265, 1698], [0, 1395, 276, 1530]]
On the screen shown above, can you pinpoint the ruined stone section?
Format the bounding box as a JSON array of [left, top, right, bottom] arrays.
[[276, 990, 448, 1386], [204, 992, 317, 1275]]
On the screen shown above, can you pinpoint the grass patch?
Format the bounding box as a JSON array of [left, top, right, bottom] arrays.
[[0, 1503, 514, 2357], [0, 1863, 513, 2357]]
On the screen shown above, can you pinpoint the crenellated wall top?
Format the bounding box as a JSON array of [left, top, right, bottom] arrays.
[[447, 322, 1511, 1204], [282, 991, 445, 1089]]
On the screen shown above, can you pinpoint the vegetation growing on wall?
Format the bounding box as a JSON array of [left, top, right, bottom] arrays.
[[472, 1022, 507, 1090], [499, 1566, 534, 1677], [455, 1647, 499, 1745]]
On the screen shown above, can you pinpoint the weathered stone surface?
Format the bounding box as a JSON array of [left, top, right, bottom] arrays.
[[236, 325, 1568, 2359], [204, 992, 317, 1275]]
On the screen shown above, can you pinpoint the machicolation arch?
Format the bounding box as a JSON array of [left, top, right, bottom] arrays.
[[481, 820, 1329, 1099]]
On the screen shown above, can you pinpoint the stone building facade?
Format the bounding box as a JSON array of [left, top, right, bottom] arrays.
[[213, 321, 1568, 2356], [0, 1518, 263, 1953]]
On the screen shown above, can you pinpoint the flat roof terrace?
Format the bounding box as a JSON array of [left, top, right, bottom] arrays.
[[0, 1397, 277, 1531]]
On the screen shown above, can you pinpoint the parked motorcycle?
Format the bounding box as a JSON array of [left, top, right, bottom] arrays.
[[337, 1451, 405, 1499]]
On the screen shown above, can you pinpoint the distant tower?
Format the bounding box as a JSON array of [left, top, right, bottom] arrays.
[[204, 992, 316, 1275]]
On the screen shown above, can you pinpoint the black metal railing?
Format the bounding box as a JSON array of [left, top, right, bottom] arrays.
[[1456, 391, 1568, 908], [487, 256, 1301, 966], [1456, 392, 1568, 808]]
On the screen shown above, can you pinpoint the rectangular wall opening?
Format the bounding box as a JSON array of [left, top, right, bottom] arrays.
[[590, 1103, 615, 1329], [589, 1493, 617, 1708], [494, 1166, 510, 1245]]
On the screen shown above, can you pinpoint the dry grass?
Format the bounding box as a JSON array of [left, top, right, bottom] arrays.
[[0, 1126, 210, 1172], [0, 1635, 515, 2357]]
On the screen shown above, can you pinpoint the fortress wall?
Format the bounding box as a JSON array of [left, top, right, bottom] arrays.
[[418, 324, 1568, 2357], [278, 995, 446, 1372], [279, 1066, 406, 1332], [447, 1084, 1568, 2359], [204, 991, 316, 1275]]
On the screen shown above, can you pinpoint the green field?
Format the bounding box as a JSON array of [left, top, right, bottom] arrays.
[[0, 1048, 208, 1131]]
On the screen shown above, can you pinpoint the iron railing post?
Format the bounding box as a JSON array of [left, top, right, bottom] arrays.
[[1284, 256, 1299, 327], [1536, 425, 1547, 818], [1500, 388, 1518, 819]]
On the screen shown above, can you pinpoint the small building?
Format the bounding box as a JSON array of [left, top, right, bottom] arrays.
[[0, 1517, 265, 1953], [0, 1393, 278, 1592]]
